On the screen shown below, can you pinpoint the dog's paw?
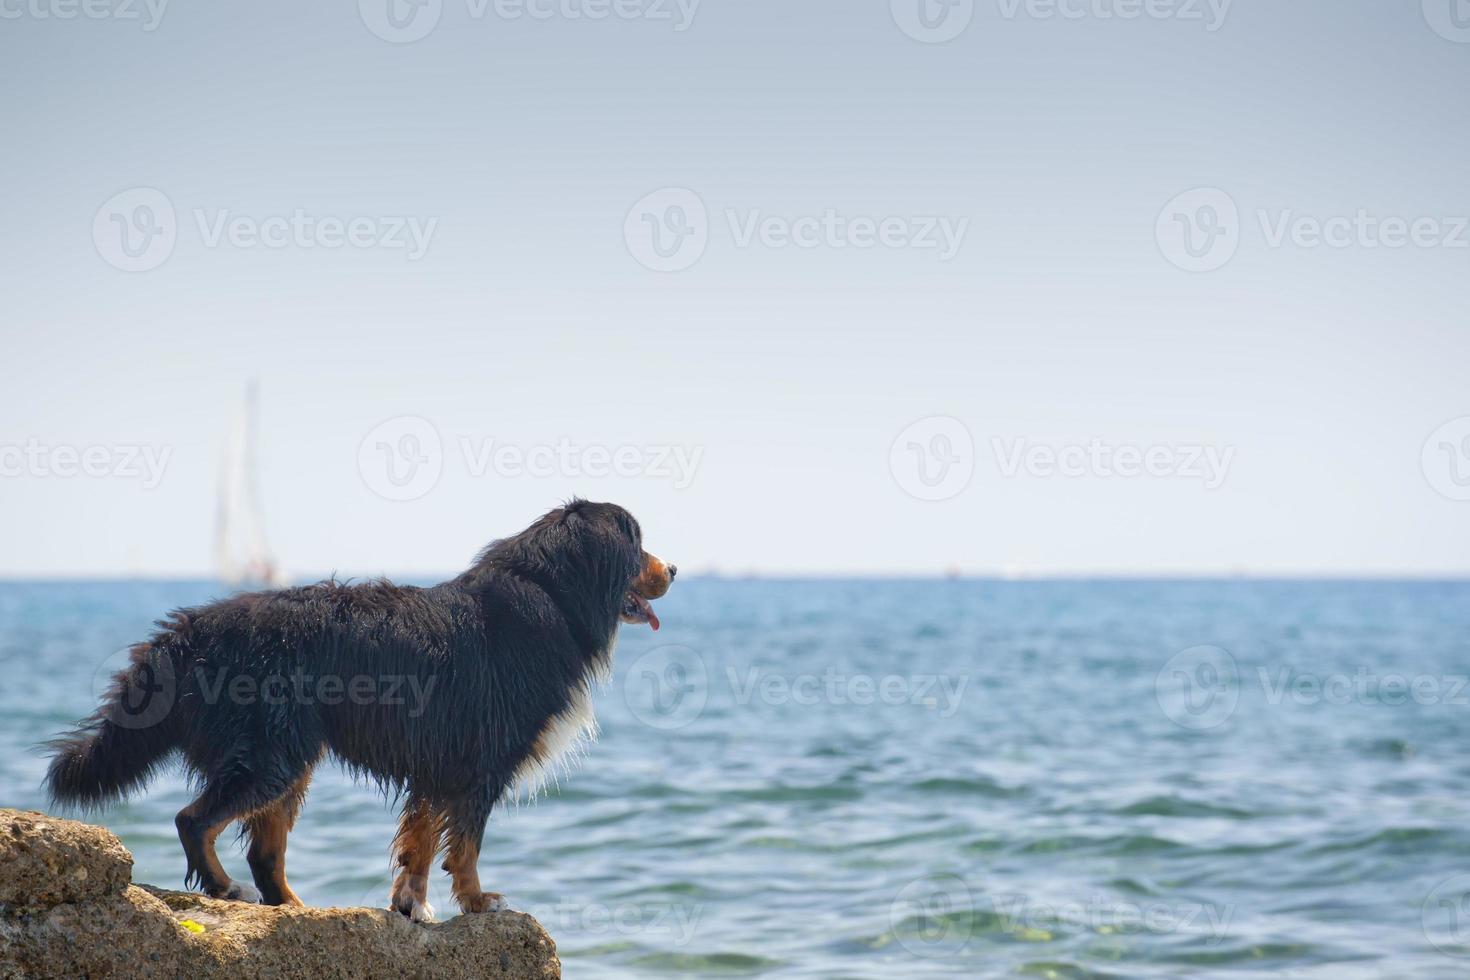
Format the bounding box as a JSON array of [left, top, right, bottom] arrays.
[[222, 881, 262, 903], [390, 892, 436, 923], [461, 891, 506, 913]]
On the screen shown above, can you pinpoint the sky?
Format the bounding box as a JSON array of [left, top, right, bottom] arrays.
[[1, 0, 1468, 578]]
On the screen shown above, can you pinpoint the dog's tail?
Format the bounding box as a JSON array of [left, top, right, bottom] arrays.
[[45, 643, 181, 809]]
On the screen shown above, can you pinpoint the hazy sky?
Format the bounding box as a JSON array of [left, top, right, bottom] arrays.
[[2, 1, 1468, 577]]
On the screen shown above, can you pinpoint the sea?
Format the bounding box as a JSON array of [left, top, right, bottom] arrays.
[[2, 578, 1470, 979]]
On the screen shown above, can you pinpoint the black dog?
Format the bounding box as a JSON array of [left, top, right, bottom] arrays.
[[46, 500, 674, 920]]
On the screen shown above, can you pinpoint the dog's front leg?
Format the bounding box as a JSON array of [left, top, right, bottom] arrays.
[[389, 796, 440, 922], [442, 794, 504, 913]]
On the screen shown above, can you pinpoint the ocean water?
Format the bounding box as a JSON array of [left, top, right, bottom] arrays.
[[3, 579, 1470, 979]]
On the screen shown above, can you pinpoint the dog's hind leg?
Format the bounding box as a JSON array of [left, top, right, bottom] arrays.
[[389, 795, 442, 922], [176, 752, 317, 902], [442, 789, 506, 914], [243, 770, 315, 906], [176, 792, 264, 903]]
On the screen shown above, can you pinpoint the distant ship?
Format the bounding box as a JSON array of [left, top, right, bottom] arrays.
[[214, 381, 286, 589]]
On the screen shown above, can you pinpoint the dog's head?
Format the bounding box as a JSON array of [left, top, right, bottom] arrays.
[[477, 499, 675, 633], [556, 500, 676, 631]]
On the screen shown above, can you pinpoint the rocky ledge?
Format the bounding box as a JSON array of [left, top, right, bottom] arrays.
[[0, 808, 560, 980]]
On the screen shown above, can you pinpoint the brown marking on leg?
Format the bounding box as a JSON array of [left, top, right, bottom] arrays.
[[244, 805, 300, 906], [176, 797, 258, 901], [389, 797, 442, 919], [443, 829, 503, 914], [243, 772, 313, 906]]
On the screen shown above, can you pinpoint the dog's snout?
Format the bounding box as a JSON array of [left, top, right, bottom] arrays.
[[633, 553, 675, 599], [668, 564, 678, 581]]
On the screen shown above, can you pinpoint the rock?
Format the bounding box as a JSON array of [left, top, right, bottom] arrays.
[[0, 809, 561, 980], [0, 809, 132, 913]]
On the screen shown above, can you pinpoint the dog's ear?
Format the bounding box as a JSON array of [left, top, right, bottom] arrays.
[[610, 507, 641, 549], [565, 501, 641, 550]]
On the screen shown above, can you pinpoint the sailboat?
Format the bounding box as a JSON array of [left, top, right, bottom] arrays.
[[215, 381, 286, 589]]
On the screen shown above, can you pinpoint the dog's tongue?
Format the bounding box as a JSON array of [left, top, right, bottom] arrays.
[[631, 593, 660, 631]]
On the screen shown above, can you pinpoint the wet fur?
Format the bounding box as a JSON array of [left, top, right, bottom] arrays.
[[45, 500, 647, 904]]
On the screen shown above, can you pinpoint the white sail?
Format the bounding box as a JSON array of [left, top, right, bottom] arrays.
[[215, 381, 284, 588]]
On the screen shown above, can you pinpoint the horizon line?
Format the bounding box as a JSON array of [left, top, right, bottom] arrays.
[[3, 570, 1470, 584]]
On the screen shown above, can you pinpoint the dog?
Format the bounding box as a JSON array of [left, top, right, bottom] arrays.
[[45, 500, 674, 921]]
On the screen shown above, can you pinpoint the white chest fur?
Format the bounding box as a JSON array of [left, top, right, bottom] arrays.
[[509, 645, 613, 800], [511, 683, 599, 800]]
